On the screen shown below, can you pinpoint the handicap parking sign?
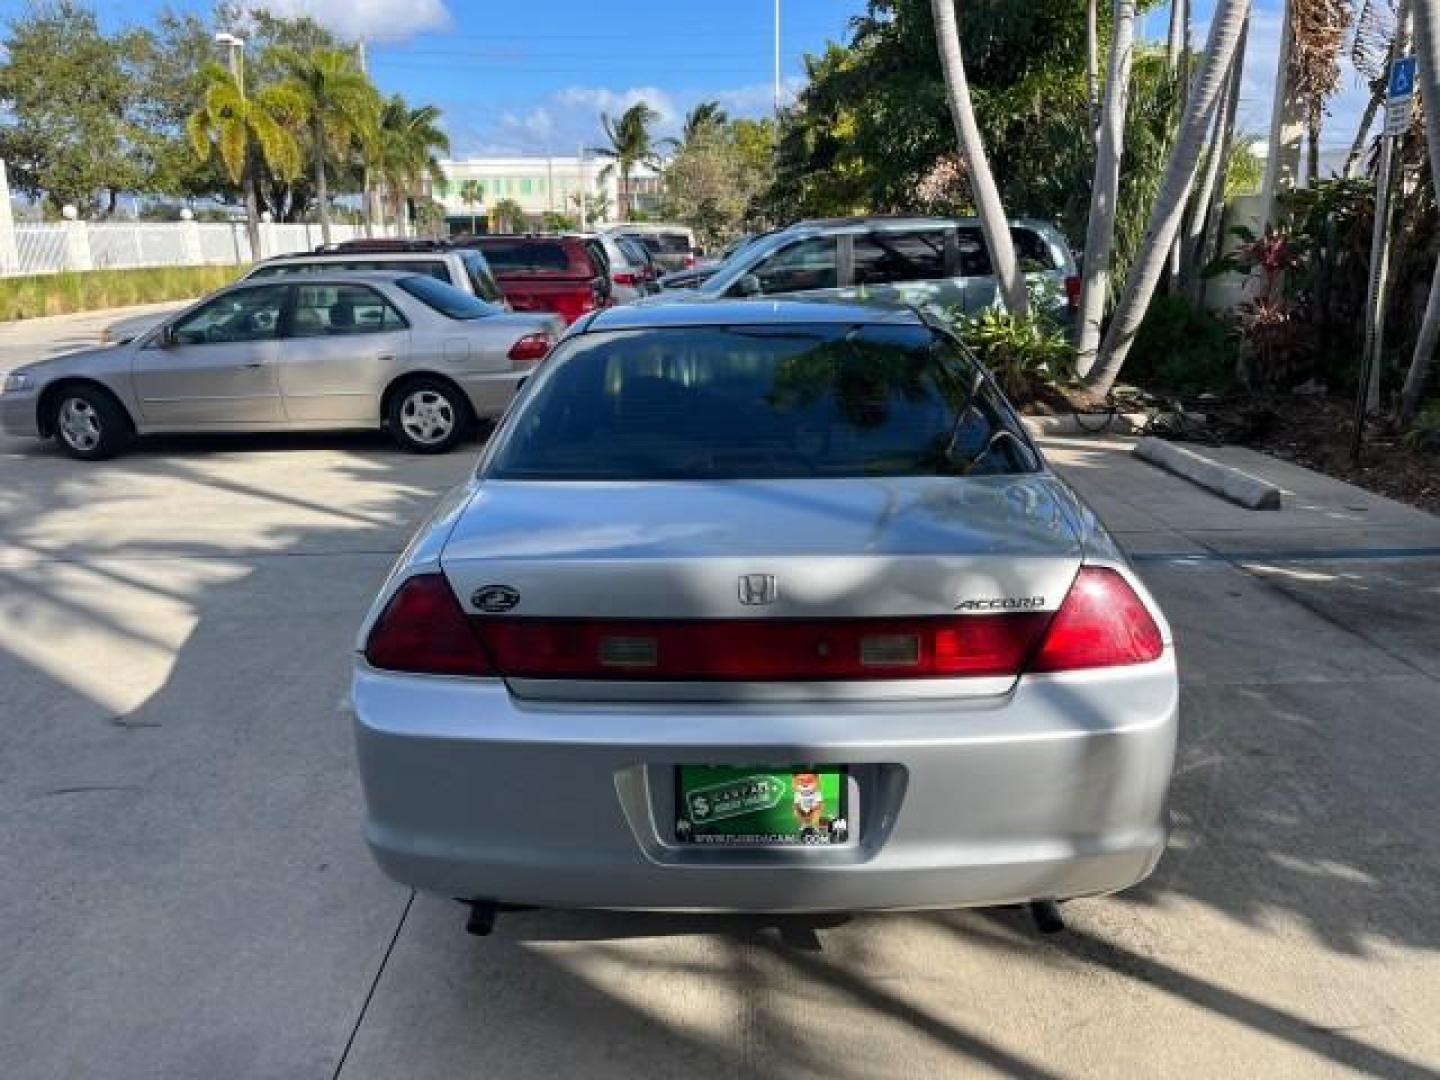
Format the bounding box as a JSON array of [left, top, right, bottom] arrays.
[[1388, 57, 1417, 101]]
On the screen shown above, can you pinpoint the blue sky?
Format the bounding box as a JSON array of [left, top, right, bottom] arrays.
[[0, 1, 1375, 157]]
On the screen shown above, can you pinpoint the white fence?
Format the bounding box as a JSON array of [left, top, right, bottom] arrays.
[[0, 218, 374, 278]]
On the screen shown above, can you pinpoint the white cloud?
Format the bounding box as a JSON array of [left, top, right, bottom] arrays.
[[449, 78, 799, 158], [250, 0, 450, 44]]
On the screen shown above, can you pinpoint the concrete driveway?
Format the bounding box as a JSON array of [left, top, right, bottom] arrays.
[[1, 314, 1438, 1078]]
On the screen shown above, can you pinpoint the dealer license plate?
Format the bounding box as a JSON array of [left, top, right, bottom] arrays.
[[674, 765, 850, 846]]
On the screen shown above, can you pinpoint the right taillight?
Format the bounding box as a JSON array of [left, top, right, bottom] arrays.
[[507, 332, 552, 364], [612, 271, 638, 286], [1026, 567, 1164, 673], [364, 574, 493, 677]]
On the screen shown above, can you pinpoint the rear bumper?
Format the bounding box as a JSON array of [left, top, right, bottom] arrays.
[[348, 658, 1177, 912], [0, 391, 40, 438], [456, 370, 526, 421]]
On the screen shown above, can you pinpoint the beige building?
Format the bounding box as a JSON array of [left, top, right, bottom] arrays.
[[434, 155, 663, 232]]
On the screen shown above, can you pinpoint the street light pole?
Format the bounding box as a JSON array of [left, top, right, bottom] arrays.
[[774, 0, 782, 116], [215, 32, 259, 259]]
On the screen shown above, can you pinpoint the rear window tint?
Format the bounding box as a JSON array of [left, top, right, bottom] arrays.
[[476, 241, 572, 272], [396, 275, 500, 320], [956, 228, 1059, 276], [624, 232, 692, 254], [487, 324, 1036, 481], [460, 250, 504, 302]]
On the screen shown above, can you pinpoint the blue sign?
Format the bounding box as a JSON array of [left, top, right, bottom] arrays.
[[1389, 56, 1417, 101]]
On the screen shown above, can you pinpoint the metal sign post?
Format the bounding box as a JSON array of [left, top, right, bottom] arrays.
[[1353, 55, 1417, 464]]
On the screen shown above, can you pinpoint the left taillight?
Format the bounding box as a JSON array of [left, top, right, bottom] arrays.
[[364, 573, 494, 676], [507, 332, 553, 365]]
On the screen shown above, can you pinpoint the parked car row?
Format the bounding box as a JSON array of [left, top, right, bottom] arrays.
[[5, 215, 1083, 460]]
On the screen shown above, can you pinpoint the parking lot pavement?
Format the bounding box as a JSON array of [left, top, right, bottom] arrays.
[[0, 302, 186, 377], [1, 329, 1437, 1077]]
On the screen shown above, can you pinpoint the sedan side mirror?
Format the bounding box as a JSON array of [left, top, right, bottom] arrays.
[[733, 273, 762, 298], [155, 325, 177, 348]]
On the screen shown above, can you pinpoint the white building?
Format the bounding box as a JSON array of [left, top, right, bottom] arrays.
[[433, 155, 663, 233]]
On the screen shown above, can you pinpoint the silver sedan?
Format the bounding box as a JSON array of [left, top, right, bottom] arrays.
[[0, 272, 563, 458], [347, 299, 1177, 929]]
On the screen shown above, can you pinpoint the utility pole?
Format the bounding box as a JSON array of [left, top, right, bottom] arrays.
[[355, 37, 378, 236], [774, 0, 782, 116], [577, 144, 587, 232]]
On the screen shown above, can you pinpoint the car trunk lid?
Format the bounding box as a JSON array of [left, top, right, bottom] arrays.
[[439, 475, 1082, 700]]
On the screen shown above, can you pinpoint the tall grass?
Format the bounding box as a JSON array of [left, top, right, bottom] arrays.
[[0, 265, 243, 321]]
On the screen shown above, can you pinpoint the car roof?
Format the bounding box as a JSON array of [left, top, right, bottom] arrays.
[[258, 251, 456, 265], [785, 215, 1058, 234], [237, 269, 413, 285], [582, 298, 924, 332]]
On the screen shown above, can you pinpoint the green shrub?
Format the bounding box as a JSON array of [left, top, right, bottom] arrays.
[[1130, 295, 1238, 394], [1402, 401, 1440, 452], [943, 307, 1074, 405], [0, 265, 243, 321]]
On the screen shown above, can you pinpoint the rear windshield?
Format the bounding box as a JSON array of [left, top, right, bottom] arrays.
[[460, 250, 505, 303], [396, 275, 500, 320], [486, 323, 1037, 481], [476, 240, 572, 272], [957, 228, 1060, 275], [626, 232, 692, 254]]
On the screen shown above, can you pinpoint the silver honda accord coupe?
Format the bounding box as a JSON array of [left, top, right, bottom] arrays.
[[0, 272, 563, 458], [348, 299, 1176, 927]]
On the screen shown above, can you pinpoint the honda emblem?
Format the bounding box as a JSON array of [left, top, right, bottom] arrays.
[[738, 574, 778, 606]]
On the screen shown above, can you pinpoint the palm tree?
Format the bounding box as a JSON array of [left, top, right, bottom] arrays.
[[593, 102, 661, 220], [370, 95, 449, 237], [683, 101, 728, 142], [187, 61, 305, 259], [491, 197, 525, 233], [1399, 0, 1440, 422], [1076, 0, 1137, 377], [459, 178, 484, 234], [272, 47, 378, 246], [1086, 0, 1253, 396], [929, 0, 1028, 316], [1184, 13, 1250, 304]]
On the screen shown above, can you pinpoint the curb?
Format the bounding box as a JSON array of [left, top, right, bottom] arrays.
[[1022, 412, 1152, 436], [1134, 437, 1283, 510]]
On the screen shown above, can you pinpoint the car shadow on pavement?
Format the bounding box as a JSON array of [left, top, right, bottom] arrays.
[[3, 431, 1439, 1078]]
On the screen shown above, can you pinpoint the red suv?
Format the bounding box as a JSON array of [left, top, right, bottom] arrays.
[[464, 235, 614, 325]]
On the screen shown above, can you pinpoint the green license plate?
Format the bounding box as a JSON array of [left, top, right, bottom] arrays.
[[674, 765, 850, 846]]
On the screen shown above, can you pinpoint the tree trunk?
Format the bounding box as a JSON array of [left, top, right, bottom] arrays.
[[1343, 81, 1384, 179], [1086, 0, 1101, 141], [1186, 13, 1244, 305], [1306, 108, 1321, 185], [1190, 12, 1249, 305], [1261, 0, 1303, 227], [313, 117, 332, 246], [1167, 0, 1184, 70], [1087, 0, 1253, 396], [243, 140, 262, 262], [1399, 0, 1440, 422], [1076, 0, 1137, 376], [929, 0, 1029, 317]]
